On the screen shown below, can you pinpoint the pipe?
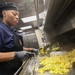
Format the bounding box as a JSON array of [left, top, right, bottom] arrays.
[[34, 0, 40, 28]]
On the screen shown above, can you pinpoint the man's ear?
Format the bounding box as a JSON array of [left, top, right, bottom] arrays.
[[2, 10, 6, 17]]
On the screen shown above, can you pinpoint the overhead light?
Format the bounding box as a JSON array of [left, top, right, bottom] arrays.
[[21, 11, 45, 23], [20, 26, 32, 30], [21, 15, 37, 23]]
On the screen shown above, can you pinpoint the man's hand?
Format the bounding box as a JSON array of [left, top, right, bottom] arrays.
[[31, 48, 39, 55], [23, 47, 39, 55], [14, 51, 34, 61]]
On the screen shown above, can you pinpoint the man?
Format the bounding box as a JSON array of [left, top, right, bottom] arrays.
[[0, 2, 38, 75]]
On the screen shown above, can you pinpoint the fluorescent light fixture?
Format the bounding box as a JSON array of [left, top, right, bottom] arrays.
[[20, 26, 32, 30], [21, 15, 37, 23], [21, 11, 45, 23]]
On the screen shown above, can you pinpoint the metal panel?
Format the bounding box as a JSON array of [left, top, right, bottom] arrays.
[[44, 0, 75, 42], [55, 9, 75, 36], [23, 33, 39, 48]]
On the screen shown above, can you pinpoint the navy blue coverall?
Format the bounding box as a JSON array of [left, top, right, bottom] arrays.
[[0, 22, 23, 75]]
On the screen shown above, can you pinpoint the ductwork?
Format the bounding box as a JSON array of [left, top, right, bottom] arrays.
[[43, 0, 75, 43], [44, 0, 75, 32]]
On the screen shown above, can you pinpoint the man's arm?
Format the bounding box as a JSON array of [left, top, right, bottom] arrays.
[[0, 52, 14, 62], [23, 47, 32, 51], [0, 51, 34, 62]]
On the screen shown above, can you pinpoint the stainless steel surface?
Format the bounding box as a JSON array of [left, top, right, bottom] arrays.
[[14, 60, 27, 75], [55, 10, 75, 35], [19, 56, 75, 75], [34, 0, 40, 28], [23, 33, 39, 48], [14, 59, 30, 75], [44, 0, 69, 31], [44, 0, 75, 42], [19, 57, 38, 75], [19, 59, 31, 75]]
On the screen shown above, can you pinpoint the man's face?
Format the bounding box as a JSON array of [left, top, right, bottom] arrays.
[[2, 10, 19, 26]]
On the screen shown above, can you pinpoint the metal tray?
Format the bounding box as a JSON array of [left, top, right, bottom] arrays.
[[19, 57, 75, 75]]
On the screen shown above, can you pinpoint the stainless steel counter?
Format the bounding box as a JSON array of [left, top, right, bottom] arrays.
[[18, 57, 75, 75]]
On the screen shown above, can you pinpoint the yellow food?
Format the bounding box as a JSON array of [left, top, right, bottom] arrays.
[[39, 47, 44, 55], [37, 49, 75, 74], [52, 47, 60, 51]]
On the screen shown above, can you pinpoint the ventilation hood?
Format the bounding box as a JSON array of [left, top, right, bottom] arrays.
[[44, 0, 75, 33]]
